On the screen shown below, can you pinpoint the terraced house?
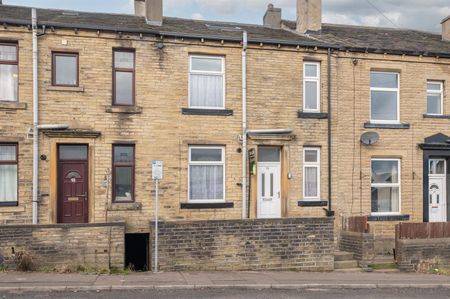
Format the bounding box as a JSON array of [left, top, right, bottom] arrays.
[[0, 0, 449, 271]]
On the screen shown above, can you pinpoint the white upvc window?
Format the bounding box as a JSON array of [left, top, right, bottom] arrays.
[[370, 72, 400, 123], [189, 55, 225, 109], [426, 81, 444, 115], [371, 159, 401, 215], [303, 147, 320, 200], [303, 62, 321, 112], [188, 146, 225, 202]]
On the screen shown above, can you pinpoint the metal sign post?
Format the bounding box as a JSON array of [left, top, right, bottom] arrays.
[[152, 160, 163, 273]]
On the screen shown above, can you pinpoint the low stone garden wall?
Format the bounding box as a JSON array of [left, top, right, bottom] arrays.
[[339, 230, 375, 265], [150, 217, 334, 271], [0, 222, 125, 270], [396, 222, 450, 272]]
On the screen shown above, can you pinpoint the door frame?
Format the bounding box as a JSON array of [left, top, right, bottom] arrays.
[[257, 161, 282, 219], [254, 145, 285, 219], [428, 159, 447, 222], [57, 143, 89, 224], [423, 150, 450, 222]]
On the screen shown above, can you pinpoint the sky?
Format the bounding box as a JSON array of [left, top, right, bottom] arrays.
[[3, 0, 450, 32]]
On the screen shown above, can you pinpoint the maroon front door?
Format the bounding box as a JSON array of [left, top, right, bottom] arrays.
[[57, 145, 89, 224]]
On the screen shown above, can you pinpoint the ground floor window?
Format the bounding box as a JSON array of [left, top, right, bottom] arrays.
[[113, 144, 135, 202], [371, 159, 400, 214], [303, 147, 320, 200], [0, 144, 17, 205], [188, 146, 225, 202]]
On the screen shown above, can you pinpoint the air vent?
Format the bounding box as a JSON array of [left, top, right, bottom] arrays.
[[62, 11, 79, 16]]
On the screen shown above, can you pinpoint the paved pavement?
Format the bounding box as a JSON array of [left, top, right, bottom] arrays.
[[0, 271, 450, 293], [2, 288, 450, 299]]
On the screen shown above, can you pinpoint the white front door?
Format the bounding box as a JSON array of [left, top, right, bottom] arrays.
[[257, 163, 281, 219], [429, 159, 447, 222]]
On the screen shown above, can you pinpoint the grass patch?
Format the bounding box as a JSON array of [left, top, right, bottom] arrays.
[[430, 267, 450, 276]]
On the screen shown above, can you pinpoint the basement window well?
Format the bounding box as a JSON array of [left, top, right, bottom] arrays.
[[125, 233, 149, 271]]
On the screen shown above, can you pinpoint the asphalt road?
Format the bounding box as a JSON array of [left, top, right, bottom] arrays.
[[1, 288, 450, 299]]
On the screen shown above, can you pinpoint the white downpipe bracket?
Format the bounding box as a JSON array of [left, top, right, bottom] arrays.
[[241, 31, 248, 219], [32, 8, 39, 225]]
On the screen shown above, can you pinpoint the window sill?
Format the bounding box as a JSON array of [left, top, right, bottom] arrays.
[[47, 86, 85, 92], [298, 200, 328, 207], [364, 122, 410, 129], [107, 202, 142, 211], [0, 202, 21, 210], [0, 102, 27, 111], [368, 214, 410, 221], [182, 108, 233, 116], [423, 114, 450, 119], [180, 202, 234, 209], [297, 111, 328, 119], [106, 106, 143, 114]]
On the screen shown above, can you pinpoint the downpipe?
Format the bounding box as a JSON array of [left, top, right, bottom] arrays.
[[241, 31, 248, 219], [32, 8, 39, 224], [325, 48, 335, 217]]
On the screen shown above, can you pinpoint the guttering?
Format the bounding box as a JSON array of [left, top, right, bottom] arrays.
[[241, 31, 248, 220], [32, 8, 38, 224]]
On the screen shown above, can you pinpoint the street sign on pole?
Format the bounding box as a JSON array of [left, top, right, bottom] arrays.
[[152, 161, 163, 273]]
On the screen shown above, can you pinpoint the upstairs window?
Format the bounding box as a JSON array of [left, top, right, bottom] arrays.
[[303, 148, 320, 200], [371, 159, 400, 214], [370, 72, 399, 123], [113, 145, 135, 202], [427, 81, 443, 115], [303, 62, 320, 112], [188, 146, 225, 202], [113, 49, 135, 106], [52, 52, 79, 86], [189, 56, 225, 109], [0, 43, 18, 102], [0, 144, 18, 206]]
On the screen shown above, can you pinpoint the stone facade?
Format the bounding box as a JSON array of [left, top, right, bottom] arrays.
[[396, 238, 450, 272], [0, 9, 449, 249], [150, 217, 334, 271], [0, 222, 125, 270]]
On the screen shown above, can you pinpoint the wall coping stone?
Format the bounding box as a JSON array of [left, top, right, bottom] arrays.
[[0, 222, 125, 230], [150, 217, 334, 226], [398, 237, 450, 245]]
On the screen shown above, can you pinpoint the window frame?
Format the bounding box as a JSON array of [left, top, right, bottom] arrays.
[[371, 158, 401, 216], [0, 42, 19, 102], [188, 145, 226, 203], [52, 52, 79, 87], [426, 80, 444, 116], [112, 144, 135, 203], [188, 55, 226, 110], [112, 48, 136, 106], [0, 143, 18, 207], [303, 147, 321, 200], [303, 61, 321, 113], [370, 71, 400, 124]]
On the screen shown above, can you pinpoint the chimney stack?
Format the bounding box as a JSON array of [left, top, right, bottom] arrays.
[[263, 4, 282, 29], [296, 0, 322, 34], [134, 0, 163, 26], [442, 16, 450, 42]]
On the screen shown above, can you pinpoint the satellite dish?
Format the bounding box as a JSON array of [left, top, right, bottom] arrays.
[[360, 132, 380, 145]]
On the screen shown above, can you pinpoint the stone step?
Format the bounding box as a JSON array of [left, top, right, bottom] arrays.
[[372, 255, 395, 264], [334, 260, 359, 269], [334, 251, 355, 261]]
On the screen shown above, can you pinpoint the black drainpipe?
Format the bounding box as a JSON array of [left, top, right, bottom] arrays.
[[326, 48, 335, 217]]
